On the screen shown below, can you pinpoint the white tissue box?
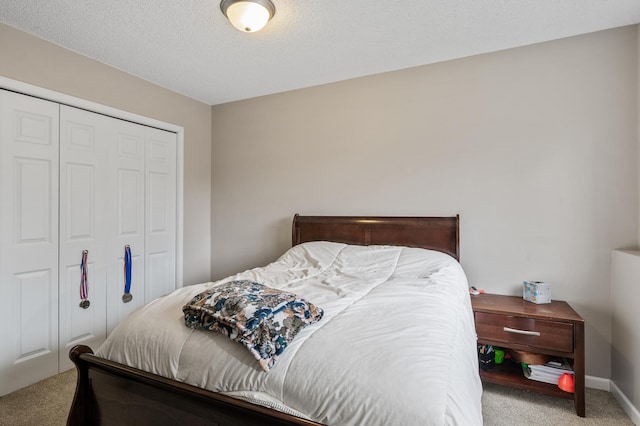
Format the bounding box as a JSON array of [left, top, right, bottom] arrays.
[[523, 281, 551, 304]]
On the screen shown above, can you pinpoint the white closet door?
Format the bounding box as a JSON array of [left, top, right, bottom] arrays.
[[106, 119, 146, 333], [58, 106, 109, 371], [0, 90, 60, 395], [145, 128, 177, 303]]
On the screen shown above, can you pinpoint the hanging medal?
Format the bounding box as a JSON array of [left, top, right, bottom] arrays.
[[122, 245, 133, 303], [79, 250, 90, 309]]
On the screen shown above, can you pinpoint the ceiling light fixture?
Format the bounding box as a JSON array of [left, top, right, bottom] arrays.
[[220, 0, 275, 33]]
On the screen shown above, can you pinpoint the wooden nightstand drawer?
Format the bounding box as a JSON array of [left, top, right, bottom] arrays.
[[475, 312, 574, 353]]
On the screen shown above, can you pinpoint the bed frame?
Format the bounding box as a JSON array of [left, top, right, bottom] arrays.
[[67, 214, 460, 426], [291, 214, 459, 260]]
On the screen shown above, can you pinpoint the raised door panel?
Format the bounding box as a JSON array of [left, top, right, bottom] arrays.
[[145, 129, 177, 303], [0, 90, 60, 396], [58, 106, 109, 371], [106, 120, 146, 334]]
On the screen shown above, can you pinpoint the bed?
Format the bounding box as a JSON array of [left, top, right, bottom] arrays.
[[67, 214, 482, 425]]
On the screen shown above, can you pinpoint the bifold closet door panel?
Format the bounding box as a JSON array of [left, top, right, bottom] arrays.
[[0, 90, 60, 395], [145, 128, 177, 303], [58, 106, 109, 371], [106, 118, 146, 334]]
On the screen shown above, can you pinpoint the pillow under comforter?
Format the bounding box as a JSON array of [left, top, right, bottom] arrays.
[[183, 280, 324, 371]]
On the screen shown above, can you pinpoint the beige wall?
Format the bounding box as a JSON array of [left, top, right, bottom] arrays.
[[0, 23, 212, 285], [611, 250, 640, 420], [212, 26, 639, 379], [608, 26, 640, 421]]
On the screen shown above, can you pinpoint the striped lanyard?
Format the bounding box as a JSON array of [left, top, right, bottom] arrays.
[[79, 250, 90, 309], [122, 245, 133, 303]]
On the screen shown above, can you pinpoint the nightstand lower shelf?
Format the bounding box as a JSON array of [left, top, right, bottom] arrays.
[[479, 361, 574, 400]]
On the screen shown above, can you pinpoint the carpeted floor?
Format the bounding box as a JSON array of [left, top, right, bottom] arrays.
[[482, 382, 634, 425], [0, 369, 76, 426], [0, 370, 635, 425]]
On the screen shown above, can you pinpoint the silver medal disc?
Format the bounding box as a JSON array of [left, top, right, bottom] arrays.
[[122, 293, 133, 303], [79, 300, 90, 309]]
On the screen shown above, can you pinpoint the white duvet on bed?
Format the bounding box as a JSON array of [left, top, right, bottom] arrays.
[[97, 242, 483, 425]]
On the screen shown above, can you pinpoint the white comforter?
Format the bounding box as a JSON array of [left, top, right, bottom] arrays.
[[97, 242, 483, 425]]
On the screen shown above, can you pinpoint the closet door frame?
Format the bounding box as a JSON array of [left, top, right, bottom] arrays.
[[0, 76, 184, 291]]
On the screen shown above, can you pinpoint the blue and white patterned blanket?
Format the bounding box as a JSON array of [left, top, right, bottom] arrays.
[[183, 280, 324, 371]]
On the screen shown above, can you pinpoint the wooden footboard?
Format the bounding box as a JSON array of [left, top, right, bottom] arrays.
[[67, 345, 323, 426]]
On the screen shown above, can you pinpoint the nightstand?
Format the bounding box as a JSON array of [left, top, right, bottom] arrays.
[[471, 293, 585, 417]]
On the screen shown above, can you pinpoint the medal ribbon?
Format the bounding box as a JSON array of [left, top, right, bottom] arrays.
[[80, 250, 88, 301], [124, 245, 132, 295]]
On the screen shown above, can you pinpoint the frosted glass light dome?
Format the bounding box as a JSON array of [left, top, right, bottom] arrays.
[[221, 0, 275, 33]]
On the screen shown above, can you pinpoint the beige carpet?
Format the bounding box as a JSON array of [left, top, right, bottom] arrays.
[[482, 382, 634, 425], [0, 370, 635, 425], [0, 369, 76, 426]]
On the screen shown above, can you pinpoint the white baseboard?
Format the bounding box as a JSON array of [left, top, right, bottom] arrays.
[[586, 375, 640, 425], [586, 375, 611, 391], [610, 381, 640, 425]]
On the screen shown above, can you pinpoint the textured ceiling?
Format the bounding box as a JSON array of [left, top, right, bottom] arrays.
[[1, 0, 639, 106]]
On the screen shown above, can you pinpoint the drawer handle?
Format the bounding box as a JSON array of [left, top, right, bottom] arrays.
[[503, 327, 540, 336]]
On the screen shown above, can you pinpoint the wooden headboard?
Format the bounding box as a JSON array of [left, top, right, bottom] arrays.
[[291, 214, 460, 261]]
